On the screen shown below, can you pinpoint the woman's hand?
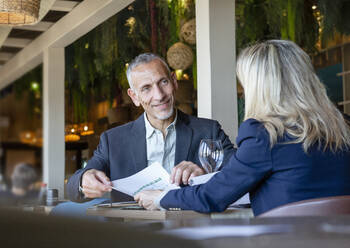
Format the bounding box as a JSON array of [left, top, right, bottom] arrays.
[[134, 190, 163, 210]]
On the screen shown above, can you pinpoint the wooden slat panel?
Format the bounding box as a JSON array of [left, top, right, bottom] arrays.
[[51, 1, 79, 12], [0, 0, 135, 90], [13, 21, 54, 32], [3, 38, 32, 48]]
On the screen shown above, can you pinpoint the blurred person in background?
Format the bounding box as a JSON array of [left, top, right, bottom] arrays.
[[0, 163, 39, 206]]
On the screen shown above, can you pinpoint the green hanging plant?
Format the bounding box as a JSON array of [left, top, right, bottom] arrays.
[[167, 0, 186, 47], [64, 0, 196, 123], [13, 65, 42, 118], [236, 0, 269, 51], [192, 56, 197, 90], [317, 0, 350, 47], [235, 0, 319, 53], [264, 0, 304, 42]]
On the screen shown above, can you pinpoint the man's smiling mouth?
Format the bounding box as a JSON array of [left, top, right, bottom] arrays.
[[153, 98, 171, 107]]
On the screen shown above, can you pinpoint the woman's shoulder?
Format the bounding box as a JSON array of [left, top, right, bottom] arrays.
[[236, 118, 269, 146], [235, 119, 272, 164]]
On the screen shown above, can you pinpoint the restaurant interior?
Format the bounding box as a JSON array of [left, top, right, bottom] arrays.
[[0, 0, 350, 247]]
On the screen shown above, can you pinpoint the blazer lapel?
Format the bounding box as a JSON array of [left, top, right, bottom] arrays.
[[130, 114, 148, 172], [175, 111, 193, 165]]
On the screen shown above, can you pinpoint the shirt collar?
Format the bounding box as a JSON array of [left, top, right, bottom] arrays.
[[144, 109, 178, 139]]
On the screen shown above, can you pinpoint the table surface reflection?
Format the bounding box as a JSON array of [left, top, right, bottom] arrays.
[[86, 206, 254, 221], [125, 216, 350, 248]]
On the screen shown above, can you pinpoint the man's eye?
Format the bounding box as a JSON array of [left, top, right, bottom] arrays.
[[142, 87, 150, 92], [161, 79, 169, 85]]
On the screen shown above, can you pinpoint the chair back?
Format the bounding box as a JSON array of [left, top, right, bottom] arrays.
[[259, 195, 350, 218]]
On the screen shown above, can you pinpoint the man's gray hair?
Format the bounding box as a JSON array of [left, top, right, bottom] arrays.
[[126, 53, 171, 90]]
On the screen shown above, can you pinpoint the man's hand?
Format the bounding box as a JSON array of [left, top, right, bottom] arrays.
[[170, 161, 205, 186], [134, 190, 163, 210], [81, 169, 112, 198]]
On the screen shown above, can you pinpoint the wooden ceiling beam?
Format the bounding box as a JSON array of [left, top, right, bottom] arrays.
[[3, 38, 32, 48], [51, 1, 79, 12], [13, 21, 54, 32], [0, 52, 14, 61], [0, 0, 135, 90]]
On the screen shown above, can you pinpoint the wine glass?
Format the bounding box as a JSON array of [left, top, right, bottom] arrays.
[[198, 139, 224, 173]]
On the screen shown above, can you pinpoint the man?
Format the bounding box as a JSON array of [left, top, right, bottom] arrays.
[[67, 53, 234, 202], [0, 163, 38, 206]]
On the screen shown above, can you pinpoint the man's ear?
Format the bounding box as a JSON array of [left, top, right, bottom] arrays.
[[171, 72, 178, 90], [127, 88, 140, 107]]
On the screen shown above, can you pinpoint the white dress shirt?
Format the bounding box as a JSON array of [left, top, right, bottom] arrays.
[[144, 111, 177, 174]]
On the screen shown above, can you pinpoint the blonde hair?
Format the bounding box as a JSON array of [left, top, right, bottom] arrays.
[[236, 40, 350, 152]]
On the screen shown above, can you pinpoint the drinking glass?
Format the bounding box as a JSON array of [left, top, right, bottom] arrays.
[[198, 139, 224, 173]]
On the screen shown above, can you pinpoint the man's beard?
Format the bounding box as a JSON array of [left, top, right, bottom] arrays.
[[154, 105, 174, 120]]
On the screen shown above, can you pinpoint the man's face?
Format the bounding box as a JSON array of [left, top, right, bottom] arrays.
[[127, 59, 178, 121]]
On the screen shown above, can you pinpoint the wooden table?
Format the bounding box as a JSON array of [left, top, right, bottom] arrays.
[[22, 205, 55, 215], [3, 206, 350, 248], [86, 206, 254, 221], [127, 215, 350, 248]]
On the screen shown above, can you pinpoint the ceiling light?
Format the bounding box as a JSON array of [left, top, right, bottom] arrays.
[[0, 0, 41, 25]]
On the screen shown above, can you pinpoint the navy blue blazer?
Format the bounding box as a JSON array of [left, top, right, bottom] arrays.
[[160, 119, 350, 216], [67, 110, 234, 202]]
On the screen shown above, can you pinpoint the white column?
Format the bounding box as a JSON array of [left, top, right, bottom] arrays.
[[43, 48, 65, 199], [196, 0, 238, 142]]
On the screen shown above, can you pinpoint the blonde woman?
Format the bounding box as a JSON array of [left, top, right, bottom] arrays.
[[135, 40, 350, 216]]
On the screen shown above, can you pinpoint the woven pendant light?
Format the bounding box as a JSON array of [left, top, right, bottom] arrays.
[[0, 0, 41, 25]]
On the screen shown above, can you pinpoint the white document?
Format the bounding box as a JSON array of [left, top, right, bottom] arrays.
[[161, 224, 293, 240], [189, 172, 250, 205], [112, 162, 250, 206], [188, 172, 219, 186], [112, 162, 179, 196], [230, 193, 250, 206]]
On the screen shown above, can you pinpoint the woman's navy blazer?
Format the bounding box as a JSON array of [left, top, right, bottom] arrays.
[[161, 119, 350, 215]]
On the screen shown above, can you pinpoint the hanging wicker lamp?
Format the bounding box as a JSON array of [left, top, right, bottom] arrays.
[[0, 0, 41, 25], [181, 18, 196, 45], [167, 42, 194, 70]]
